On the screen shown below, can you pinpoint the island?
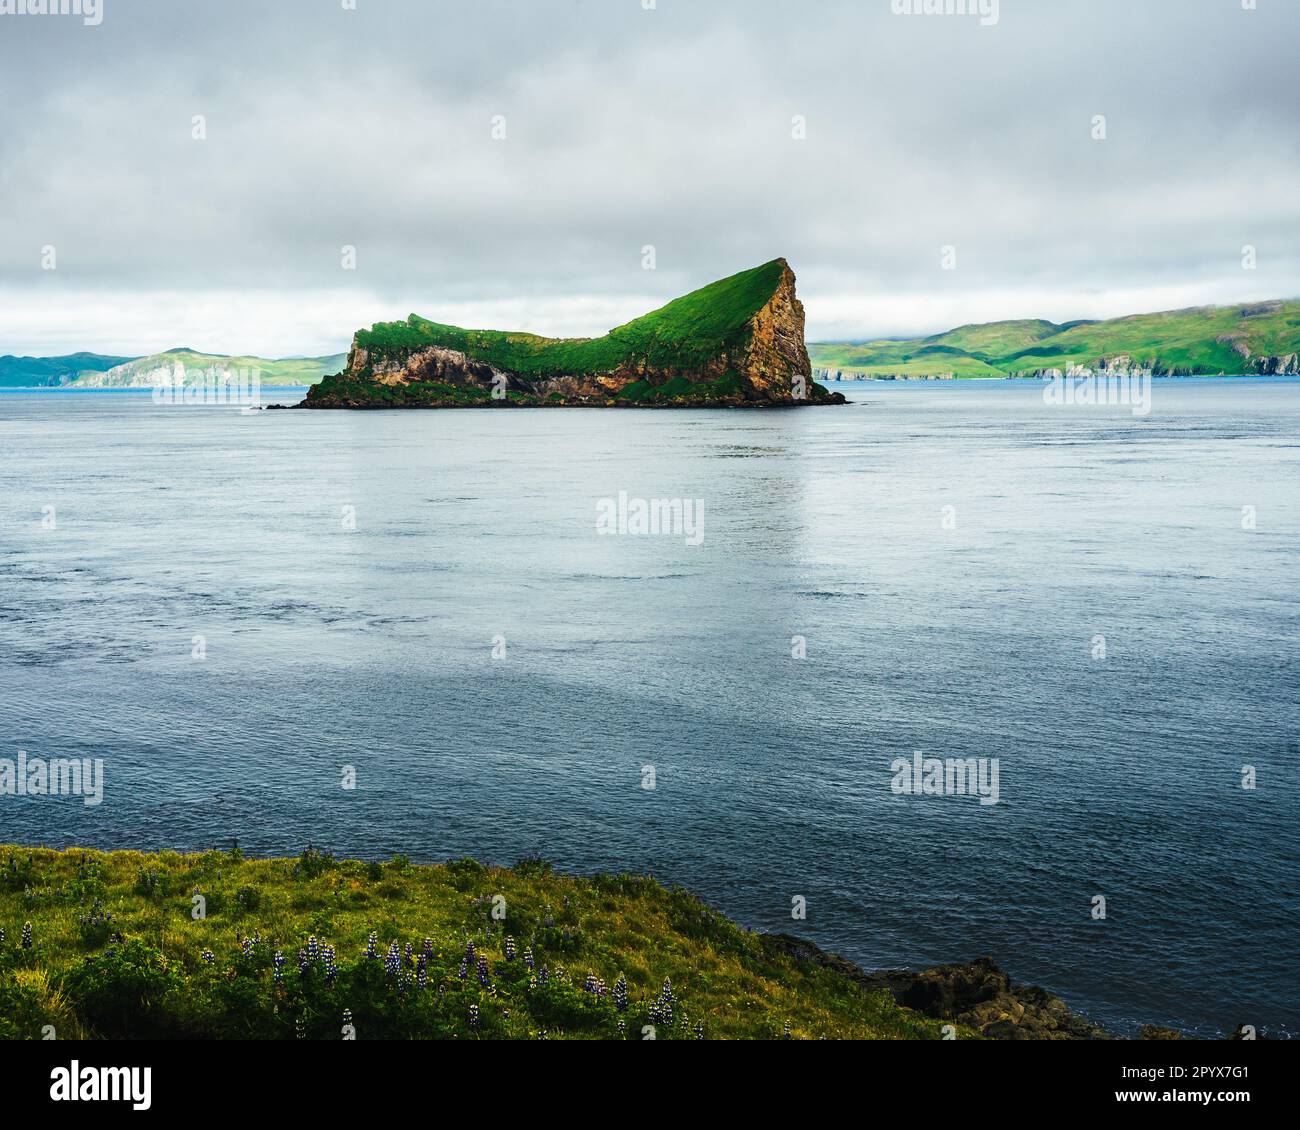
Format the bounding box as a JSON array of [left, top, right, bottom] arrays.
[[299, 258, 846, 409]]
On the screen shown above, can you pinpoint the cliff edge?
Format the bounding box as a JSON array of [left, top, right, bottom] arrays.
[[301, 259, 845, 408]]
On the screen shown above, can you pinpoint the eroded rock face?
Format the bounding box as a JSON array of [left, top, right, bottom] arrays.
[[305, 260, 840, 408]]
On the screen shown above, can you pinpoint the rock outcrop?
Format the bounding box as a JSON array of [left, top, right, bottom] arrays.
[[302, 259, 845, 409], [764, 936, 1114, 1040]]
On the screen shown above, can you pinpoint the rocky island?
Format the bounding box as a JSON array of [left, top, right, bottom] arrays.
[[300, 258, 845, 409]]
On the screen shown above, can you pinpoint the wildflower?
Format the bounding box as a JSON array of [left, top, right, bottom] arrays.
[[523, 946, 535, 971], [694, 1023, 704, 1040], [323, 944, 338, 986], [298, 948, 310, 977], [613, 974, 628, 1013], [21, 922, 32, 949], [469, 1004, 480, 1031], [366, 931, 378, 959], [307, 935, 319, 962], [458, 958, 468, 980], [201, 948, 214, 965], [417, 953, 428, 990], [404, 941, 413, 967], [504, 936, 516, 960], [617, 1019, 626, 1037], [783, 1020, 791, 1040], [385, 941, 401, 978], [273, 950, 285, 984], [476, 955, 490, 987]]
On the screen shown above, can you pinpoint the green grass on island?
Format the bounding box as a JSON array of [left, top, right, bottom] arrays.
[[810, 299, 1300, 378], [0, 846, 968, 1041], [352, 259, 789, 376]]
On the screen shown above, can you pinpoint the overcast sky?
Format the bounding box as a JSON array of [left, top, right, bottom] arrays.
[[0, 0, 1296, 357]]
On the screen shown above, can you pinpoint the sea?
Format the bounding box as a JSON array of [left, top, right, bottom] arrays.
[[1, 378, 1296, 1037]]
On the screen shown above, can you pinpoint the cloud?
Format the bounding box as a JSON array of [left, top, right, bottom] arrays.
[[0, 0, 1296, 354]]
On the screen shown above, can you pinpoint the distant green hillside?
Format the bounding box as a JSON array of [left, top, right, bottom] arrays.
[[73, 349, 347, 388], [810, 300, 1300, 378], [0, 352, 138, 388], [355, 259, 789, 375]]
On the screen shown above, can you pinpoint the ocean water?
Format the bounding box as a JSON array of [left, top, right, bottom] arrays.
[[1, 380, 1297, 1037]]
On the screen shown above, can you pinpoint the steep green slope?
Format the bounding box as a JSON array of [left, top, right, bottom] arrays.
[[0, 352, 138, 388], [0, 846, 961, 1041], [307, 259, 843, 408], [811, 300, 1300, 378], [355, 259, 788, 375]]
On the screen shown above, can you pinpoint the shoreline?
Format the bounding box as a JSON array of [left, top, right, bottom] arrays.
[[0, 844, 1197, 1041]]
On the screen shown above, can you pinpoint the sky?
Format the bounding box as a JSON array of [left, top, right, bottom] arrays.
[[0, 0, 1297, 357]]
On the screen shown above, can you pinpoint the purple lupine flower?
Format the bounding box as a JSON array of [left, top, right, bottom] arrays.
[[694, 1023, 704, 1040], [468, 1004, 479, 1031], [307, 935, 319, 963], [273, 950, 285, 984], [476, 955, 490, 987], [404, 941, 413, 967], [523, 946, 534, 971], [417, 953, 428, 990], [539, 965, 549, 985], [366, 931, 378, 959], [21, 922, 33, 948], [201, 948, 214, 965], [298, 947, 310, 976], [504, 936, 516, 961], [458, 958, 468, 980], [584, 973, 598, 995], [464, 940, 476, 963], [385, 941, 401, 977], [613, 974, 628, 1013], [323, 944, 338, 986]]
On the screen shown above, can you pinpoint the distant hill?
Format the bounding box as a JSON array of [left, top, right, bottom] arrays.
[[72, 349, 347, 388], [809, 300, 1300, 378], [0, 352, 139, 388]]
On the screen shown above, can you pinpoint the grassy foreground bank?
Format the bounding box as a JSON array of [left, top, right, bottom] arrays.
[[0, 846, 964, 1041]]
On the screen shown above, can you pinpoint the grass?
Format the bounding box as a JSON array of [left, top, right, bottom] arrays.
[[0, 845, 967, 1041], [810, 299, 1300, 378], [352, 259, 789, 377]]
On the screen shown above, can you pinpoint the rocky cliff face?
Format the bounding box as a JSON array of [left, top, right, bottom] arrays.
[[304, 260, 842, 408]]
